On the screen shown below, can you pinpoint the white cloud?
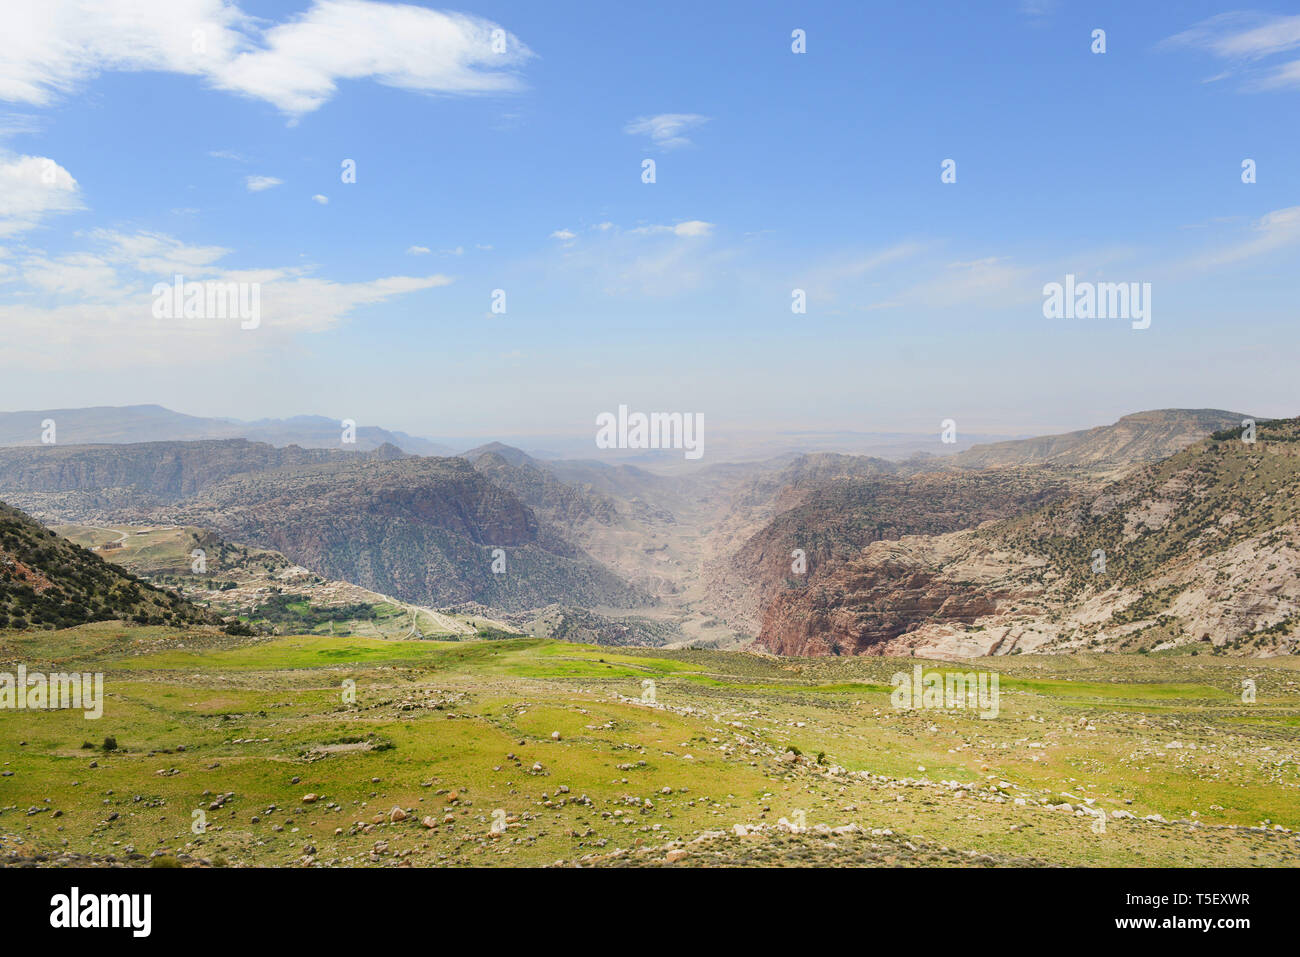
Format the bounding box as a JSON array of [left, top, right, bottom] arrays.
[[624, 113, 709, 150], [671, 220, 713, 238], [311, 193, 328, 204], [1164, 13, 1300, 90], [628, 220, 715, 238], [0, 152, 82, 235], [549, 228, 576, 241], [1166, 13, 1300, 60], [0, 0, 533, 116], [1257, 59, 1300, 90], [245, 174, 282, 191], [91, 229, 230, 275], [0, 229, 453, 368], [406, 245, 430, 255]]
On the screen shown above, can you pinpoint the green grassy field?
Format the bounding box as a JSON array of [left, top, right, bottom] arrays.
[[1, 621, 1297, 867], [52, 524, 504, 640]]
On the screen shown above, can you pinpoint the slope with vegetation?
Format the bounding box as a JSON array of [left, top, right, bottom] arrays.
[[0, 501, 211, 631]]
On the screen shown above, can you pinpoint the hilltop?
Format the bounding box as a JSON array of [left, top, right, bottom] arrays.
[[0, 500, 211, 631], [950, 409, 1248, 471]]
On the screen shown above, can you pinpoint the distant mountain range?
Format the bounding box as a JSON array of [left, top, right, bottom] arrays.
[[2, 405, 1291, 657], [0, 405, 455, 456]]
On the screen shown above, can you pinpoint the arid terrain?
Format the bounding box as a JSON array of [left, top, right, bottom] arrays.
[[1, 405, 1297, 869]]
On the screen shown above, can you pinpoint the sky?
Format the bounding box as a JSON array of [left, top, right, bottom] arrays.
[[0, 0, 1297, 444]]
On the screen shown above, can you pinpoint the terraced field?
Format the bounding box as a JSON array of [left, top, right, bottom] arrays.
[[1, 623, 1297, 867]]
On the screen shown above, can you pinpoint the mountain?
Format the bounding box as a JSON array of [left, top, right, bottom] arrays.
[[950, 409, 1248, 470], [159, 456, 644, 612], [0, 439, 645, 614], [459, 441, 539, 468], [0, 439, 406, 520], [0, 405, 454, 456], [704, 466, 1074, 633], [0, 500, 210, 631], [758, 416, 1300, 658], [462, 445, 619, 528]]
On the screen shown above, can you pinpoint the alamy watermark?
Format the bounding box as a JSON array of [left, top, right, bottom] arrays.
[[50, 887, 150, 937], [595, 404, 704, 460], [0, 665, 104, 719], [152, 274, 261, 330], [1043, 274, 1150, 330], [890, 664, 999, 719]]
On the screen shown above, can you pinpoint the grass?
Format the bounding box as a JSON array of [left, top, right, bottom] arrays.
[[1, 621, 1297, 868]]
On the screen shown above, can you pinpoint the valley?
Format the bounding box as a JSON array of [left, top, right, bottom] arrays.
[[1, 404, 1295, 871], [0, 406, 1288, 659]]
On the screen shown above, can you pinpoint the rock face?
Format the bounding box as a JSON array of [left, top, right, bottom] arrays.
[[760, 534, 1035, 657], [758, 417, 1300, 658], [712, 468, 1072, 635]]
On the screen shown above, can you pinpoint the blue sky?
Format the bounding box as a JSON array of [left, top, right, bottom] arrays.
[[0, 0, 1297, 443]]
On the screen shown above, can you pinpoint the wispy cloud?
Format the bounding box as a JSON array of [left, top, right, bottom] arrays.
[[0, 113, 42, 137], [1182, 205, 1300, 269], [624, 113, 709, 150], [1163, 13, 1300, 90], [541, 218, 728, 297], [245, 174, 282, 191], [1018, 0, 1060, 17]]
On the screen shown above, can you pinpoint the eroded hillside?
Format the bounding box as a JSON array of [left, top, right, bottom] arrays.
[[759, 419, 1300, 659]]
